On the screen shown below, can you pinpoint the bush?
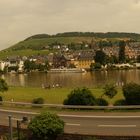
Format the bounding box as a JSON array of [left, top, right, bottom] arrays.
[[28, 112, 64, 140], [0, 96, 2, 101], [96, 98, 108, 106], [113, 99, 127, 106], [92, 63, 102, 70], [0, 78, 8, 93], [0, 96, 2, 105], [32, 97, 44, 104], [123, 83, 140, 105], [63, 87, 96, 105]]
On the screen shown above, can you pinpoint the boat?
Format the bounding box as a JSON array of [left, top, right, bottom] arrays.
[[48, 68, 86, 73]]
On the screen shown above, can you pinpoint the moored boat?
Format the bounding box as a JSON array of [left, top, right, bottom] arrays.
[[48, 68, 86, 73]]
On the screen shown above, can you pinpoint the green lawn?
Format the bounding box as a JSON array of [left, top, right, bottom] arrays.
[[0, 86, 124, 104]]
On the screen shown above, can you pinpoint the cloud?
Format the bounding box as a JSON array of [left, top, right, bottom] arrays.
[[0, 0, 140, 50]]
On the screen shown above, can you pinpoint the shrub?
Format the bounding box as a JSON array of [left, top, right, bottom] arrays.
[[0, 78, 8, 93], [0, 96, 2, 105], [96, 98, 108, 106], [0, 96, 2, 101], [102, 83, 117, 99], [123, 83, 140, 105], [92, 63, 102, 70], [28, 112, 64, 140], [32, 97, 44, 104], [63, 87, 96, 105], [113, 99, 126, 106]]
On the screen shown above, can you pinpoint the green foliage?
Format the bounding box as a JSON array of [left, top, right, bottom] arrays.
[[0, 96, 2, 105], [108, 55, 119, 64], [63, 87, 96, 105], [25, 34, 51, 40], [55, 32, 140, 39], [90, 63, 101, 70], [103, 83, 117, 99], [0, 78, 8, 93], [28, 112, 64, 140], [94, 50, 107, 65], [113, 99, 127, 106], [122, 82, 140, 105], [118, 41, 126, 63], [96, 98, 108, 106], [0, 96, 2, 101], [24, 60, 36, 72], [24, 60, 49, 72], [32, 97, 44, 104], [1, 131, 27, 140], [97, 40, 112, 47]]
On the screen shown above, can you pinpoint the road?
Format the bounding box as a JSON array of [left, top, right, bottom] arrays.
[[0, 109, 140, 136]]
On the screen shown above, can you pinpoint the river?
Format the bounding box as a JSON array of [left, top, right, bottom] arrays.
[[1, 69, 140, 88]]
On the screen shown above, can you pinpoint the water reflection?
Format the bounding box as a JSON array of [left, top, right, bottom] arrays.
[[1, 70, 140, 88]]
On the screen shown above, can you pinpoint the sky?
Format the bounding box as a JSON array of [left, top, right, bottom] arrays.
[[0, 0, 140, 50]]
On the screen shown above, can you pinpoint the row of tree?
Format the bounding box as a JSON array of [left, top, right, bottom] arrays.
[[63, 83, 140, 106], [25, 32, 140, 40]]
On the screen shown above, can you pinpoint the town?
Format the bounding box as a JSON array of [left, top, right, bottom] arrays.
[[0, 39, 140, 73]]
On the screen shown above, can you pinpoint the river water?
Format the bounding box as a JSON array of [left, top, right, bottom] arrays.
[[1, 69, 140, 88]]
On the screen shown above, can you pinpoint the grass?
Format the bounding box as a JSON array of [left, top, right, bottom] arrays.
[[0, 86, 124, 104], [0, 49, 50, 59]]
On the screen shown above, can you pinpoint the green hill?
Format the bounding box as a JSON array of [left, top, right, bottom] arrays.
[[0, 32, 140, 59]]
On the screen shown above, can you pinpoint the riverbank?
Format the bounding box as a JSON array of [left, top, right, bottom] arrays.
[[0, 86, 124, 104]]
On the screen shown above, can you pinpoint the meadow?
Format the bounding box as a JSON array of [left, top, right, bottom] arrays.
[[0, 86, 124, 105]]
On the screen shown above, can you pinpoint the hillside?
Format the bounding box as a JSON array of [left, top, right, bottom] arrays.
[[0, 32, 140, 59]]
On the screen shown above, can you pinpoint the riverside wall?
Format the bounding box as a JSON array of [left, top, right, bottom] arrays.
[[0, 125, 140, 140]]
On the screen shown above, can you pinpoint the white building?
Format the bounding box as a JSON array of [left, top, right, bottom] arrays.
[[0, 61, 6, 71]]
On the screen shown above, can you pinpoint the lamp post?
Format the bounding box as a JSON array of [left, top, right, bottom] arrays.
[[8, 115, 13, 140], [17, 120, 20, 140]]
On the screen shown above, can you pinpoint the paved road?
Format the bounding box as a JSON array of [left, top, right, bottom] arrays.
[[0, 109, 140, 136]]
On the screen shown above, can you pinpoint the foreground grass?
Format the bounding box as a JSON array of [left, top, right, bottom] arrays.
[[0, 86, 124, 104]]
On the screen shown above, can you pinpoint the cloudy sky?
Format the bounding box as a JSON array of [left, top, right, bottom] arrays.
[[0, 0, 140, 50]]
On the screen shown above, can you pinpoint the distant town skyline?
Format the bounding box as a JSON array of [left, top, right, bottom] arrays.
[[0, 0, 140, 50]]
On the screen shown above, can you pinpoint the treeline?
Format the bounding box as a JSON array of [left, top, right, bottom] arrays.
[[25, 32, 140, 40]]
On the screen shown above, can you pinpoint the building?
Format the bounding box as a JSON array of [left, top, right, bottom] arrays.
[[74, 51, 95, 69]]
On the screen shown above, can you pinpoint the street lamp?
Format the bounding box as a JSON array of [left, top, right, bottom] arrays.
[[8, 115, 13, 140]]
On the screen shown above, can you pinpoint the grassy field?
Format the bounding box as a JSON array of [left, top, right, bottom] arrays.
[[0, 86, 124, 104]]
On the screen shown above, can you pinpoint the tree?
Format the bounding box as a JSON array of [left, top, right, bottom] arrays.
[[108, 55, 119, 64], [63, 87, 96, 105], [24, 60, 36, 72], [94, 50, 106, 65], [122, 82, 140, 105], [0, 78, 8, 93], [102, 83, 117, 99], [90, 62, 101, 70], [28, 112, 64, 140], [118, 41, 126, 63]]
